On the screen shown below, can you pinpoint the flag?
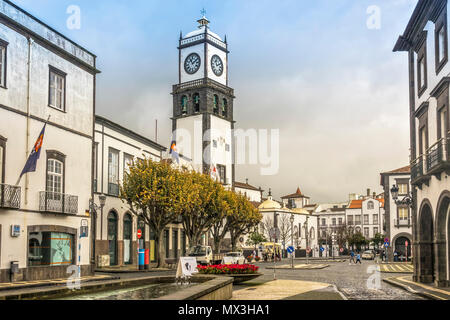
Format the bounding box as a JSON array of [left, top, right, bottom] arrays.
[[169, 141, 180, 164], [19, 123, 47, 179], [210, 164, 220, 181]]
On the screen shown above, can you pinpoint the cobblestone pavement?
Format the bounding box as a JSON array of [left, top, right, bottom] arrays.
[[250, 260, 426, 300]]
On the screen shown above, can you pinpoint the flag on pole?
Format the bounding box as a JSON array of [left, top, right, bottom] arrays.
[[18, 121, 48, 183], [210, 164, 220, 181], [169, 141, 180, 164]]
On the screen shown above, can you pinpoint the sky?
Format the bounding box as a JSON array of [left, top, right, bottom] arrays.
[[14, 0, 418, 203]]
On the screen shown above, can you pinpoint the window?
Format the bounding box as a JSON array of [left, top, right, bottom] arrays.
[[347, 215, 353, 225], [193, 93, 200, 113], [373, 227, 379, 235], [222, 99, 228, 117], [322, 230, 326, 238], [124, 153, 134, 176], [332, 218, 336, 226], [373, 214, 379, 225], [213, 140, 217, 148], [309, 227, 315, 240], [399, 207, 409, 221], [93, 143, 98, 193], [46, 158, 63, 200], [419, 126, 428, 156], [298, 223, 302, 238], [417, 42, 427, 96], [123, 214, 132, 265], [364, 228, 369, 238], [435, 11, 448, 72], [322, 218, 326, 226], [181, 95, 188, 115], [367, 201, 374, 210], [363, 215, 369, 225], [0, 39, 7, 88], [0, 136, 5, 184], [28, 231, 74, 267], [398, 183, 408, 195], [338, 218, 343, 226], [225, 144, 230, 152], [213, 95, 219, 114], [49, 67, 66, 111], [108, 148, 119, 196], [439, 107, 448, 139], [217, 164, 226, 184]]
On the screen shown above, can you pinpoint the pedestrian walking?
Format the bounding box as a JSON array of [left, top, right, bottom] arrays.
[[349, 250, 355, 265], [356, 252, 362, 264]]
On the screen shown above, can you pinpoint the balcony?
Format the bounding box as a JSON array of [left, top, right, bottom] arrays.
[[394, 218, 411, 228], [172, 78, 234, 96], [0, 184, 21, 209], [39, 192, 78, 215], [412, 136, 450, 186]]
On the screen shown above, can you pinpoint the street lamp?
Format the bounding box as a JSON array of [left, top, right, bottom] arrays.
[[89, 194, 106, 265], [390, 185, 413, 208], [290, 213, 295, 269]]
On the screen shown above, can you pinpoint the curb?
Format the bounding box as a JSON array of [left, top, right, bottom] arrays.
[[382, 278, 447, 300]]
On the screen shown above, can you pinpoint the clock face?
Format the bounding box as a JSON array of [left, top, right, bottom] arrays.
[[184, 53, 201, 75], [211, 55, 224, 76]]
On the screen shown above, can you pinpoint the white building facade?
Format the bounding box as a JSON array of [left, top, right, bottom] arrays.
[[394, 0, 450, 286], [0, 0, 98, 282], [92, 116, 176, 268], [380, 166, 413, 262], [345, 198, 384, 240]]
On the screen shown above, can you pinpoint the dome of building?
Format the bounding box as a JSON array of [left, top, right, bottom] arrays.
[[258, 197, 282, 210]]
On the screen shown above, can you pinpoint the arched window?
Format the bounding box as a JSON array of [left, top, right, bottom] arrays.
[[193, 93, 200, 113], [367, 201, 374, 210], [355, 227, 361, 234], [180, 95, 188, 115], [213, 95, 219, 114], [222, 98, 228, 117]]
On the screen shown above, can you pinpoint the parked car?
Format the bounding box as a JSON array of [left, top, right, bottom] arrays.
[[362, 250, 375, 260], [223, 252, 246, 265], [188, 246, 223, 265]]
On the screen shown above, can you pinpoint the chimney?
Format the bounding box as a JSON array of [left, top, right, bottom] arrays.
[[367, 189, 371, 197], [246, 178, 249, 185], [373, 192, 376, 199]]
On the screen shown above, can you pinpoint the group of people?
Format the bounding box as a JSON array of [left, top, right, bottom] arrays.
[[262, 248, 282, 262], [349, 250, 362, 265]]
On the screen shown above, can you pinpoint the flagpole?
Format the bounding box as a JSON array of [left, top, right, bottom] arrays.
[[15, 115, 51, 186]]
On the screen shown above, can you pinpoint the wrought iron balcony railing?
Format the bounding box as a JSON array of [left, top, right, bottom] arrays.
[[426, 138, 447, 172], [0, 184, 21, 209], [394, 218, 411, 228], [411, 155, 424, 181], [39, 191, 78, 215]]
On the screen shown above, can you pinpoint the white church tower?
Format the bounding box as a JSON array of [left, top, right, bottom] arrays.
[[171, 14, 235, 187]]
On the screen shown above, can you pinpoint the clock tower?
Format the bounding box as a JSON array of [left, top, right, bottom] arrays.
[[172, 14, 235, 187]]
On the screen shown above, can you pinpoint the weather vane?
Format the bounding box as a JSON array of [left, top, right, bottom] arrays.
[[201, 8, 207, 17]]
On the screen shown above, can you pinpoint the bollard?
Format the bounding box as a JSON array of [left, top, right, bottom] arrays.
[[145, 249, 150, 270], [139, 249, 145, 271]]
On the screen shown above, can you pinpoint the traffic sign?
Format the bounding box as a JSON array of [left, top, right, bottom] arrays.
[[405, 241, 409, 247], [384, 237, 389, 243], [340, 248, 344, 253], [287, 246, 295, 254], [306, 248, 311, 254], [384, 242, 389, 248], [137, 229, 142, 239], [320, 247, 325, 252]]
